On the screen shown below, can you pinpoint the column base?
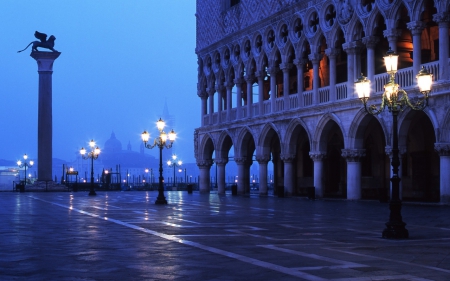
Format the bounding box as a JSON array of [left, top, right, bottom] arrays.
[[382, 224, 409, 239]]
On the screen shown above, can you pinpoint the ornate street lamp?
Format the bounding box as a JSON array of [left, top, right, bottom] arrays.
[[355, 48, 433, 239], [167, 155, 182, 187], [141, 118, 176, 204], [17, 154, 34, 186], [80, 139, 101, 196]]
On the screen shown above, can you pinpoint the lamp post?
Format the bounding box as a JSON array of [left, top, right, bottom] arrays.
[[80, 140, 101, 196], [141, 118, 176, 204], [17, 154, 34, 186], [355, 48, 433, 239], [167, 155, 182, 187]]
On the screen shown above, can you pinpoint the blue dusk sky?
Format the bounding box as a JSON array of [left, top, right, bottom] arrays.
[[0, 1, 199, 163]]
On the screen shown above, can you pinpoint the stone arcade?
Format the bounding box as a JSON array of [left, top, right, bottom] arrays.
[[194, 0, 450, 203]]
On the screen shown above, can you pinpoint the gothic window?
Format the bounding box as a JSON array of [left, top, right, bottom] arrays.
[[294, 18, 303, 39]]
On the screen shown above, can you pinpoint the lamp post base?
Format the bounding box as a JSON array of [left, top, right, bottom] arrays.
[[155, 197, 167, 204], [382, 224, 409, 239], [89, 190, 97, 196]]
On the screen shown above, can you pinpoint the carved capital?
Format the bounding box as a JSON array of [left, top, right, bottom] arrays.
[[224, 81, 234, 89], [341, 149, 366, 162], [342, 41, 363, 54], [309, 152, 326, 161], [234, 157, 247, 165], [255, 154, 271, 164], [435, 143, 450, 156], [362, 36, 379, 48], [197, 89, 207, 98], [325, 48, 341, 58], [206, 87, 215, 96], [254, 70, 266, 80], [280, 154, 296, 163], [214, 158, 228, 165], [244, 75, 255, 83], [233, 78, 244, 85], [433, 12, 450, 26], [197, 160, 213, 168], [267, 66, 279, 75], [279, 62, 292, 72], [308, 53, 323, 64], [407, 21, 426, 36], [293, 58, 309, 67], [383, 29, 402, 42], [215, 85, 225, 93]]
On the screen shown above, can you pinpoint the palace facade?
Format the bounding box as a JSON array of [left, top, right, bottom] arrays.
[[194, 0, 450, 203]]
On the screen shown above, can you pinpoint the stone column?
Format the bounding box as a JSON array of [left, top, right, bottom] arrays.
[[310, 152, 326, 198], [245, 75, 254, 118], [343, 43, 355, 99], [207, 87, 215, 123], [234, 78, 243, 119], [256, 155, 270, 196], [308, 53, 322, 104], [215, 158, 228, 195], [325, 48, 340, 102], [435, 143, 450, 203], [255, 70, 266, 116], [224, 82, 233, 122], [433, 13, 450, 81], [31, 51, 61, 182], [281, 154, 295, 196], [280, 63, 292, 110], [235, 157, 247, 194], [268, 66, 278, 113], [215, 85, 224, 124], [199, 92, 207, 126], [383, 29, 402, 52], [294, 59, 306, 107], [342, 149, 366, 200], [407, 21, 425, 76], [362, 36, 379, 92], [197, 160, 213, 193]]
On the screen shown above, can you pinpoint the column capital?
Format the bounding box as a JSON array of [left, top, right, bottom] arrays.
[[233, 78, 245, 85], [293, 58, 309, 66], [325, 48, 341, 58], [214, 158, 228, 165], [341, 149, 366, 162], [267, 66, 279, 75], [362, 36, 379, 48], [435, 143, 450, 156], [255, 154, 271, 164], [407, 21, 426, 35], [309, 152, 326, 161], [342, 41, 363, 54], [383, 29, 402, 41], [244, 74, 255, 83], [234, 157, 247, 165], [206, 87, 215, 96], [215, 85, 225, 92], [254, 70, 266, 80], [279, 62, 292, 72], [308, 53, 323, 64], [197, 90, 208, 98], [197, 160, 213, 168], [280, 154, 296, 162], [224, 81, 234, 89], [433, 12, 450, 26], [30, 51, 61, 71]]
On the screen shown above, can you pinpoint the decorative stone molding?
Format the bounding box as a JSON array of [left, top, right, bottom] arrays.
[[234, 157, 247, 165], [309, 152, 326, 161], [435, 143, 450, 156], [362, 36, 379, 49], [254, 70, 266, 80], [280, 154, 296, 163], [197, 160, 213, 168], [407, 21, 426, 36], [293, 58, 309, 67], [206, 87, 215, 96], [279, 62, 292, 72], [341, 149, 366, 162], [383, 29, 402, 42], [308, 53, 323, 64], [255, 154, 271, 164], [214, 158, 228, 165], [337, 0, 354, 25], [325, 48, 341, 58], [233, 78, 244, 85], [244, 75, 255, 83], [267, 66, 279, 75], [433, 12, 450, 26]]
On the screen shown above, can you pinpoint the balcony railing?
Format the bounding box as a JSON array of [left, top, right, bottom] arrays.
[[202, 60, 441, 125]]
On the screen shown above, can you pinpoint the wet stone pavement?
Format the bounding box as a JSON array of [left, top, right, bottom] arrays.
[[0, 191, 449, 281]]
